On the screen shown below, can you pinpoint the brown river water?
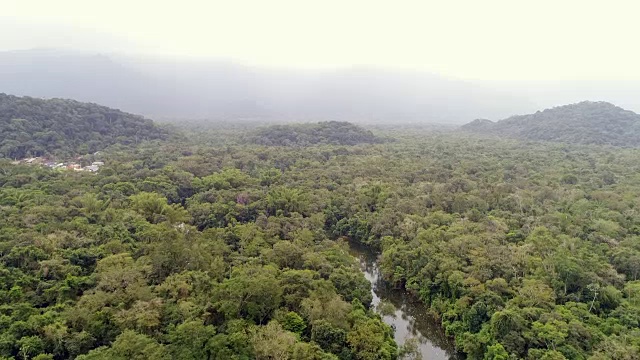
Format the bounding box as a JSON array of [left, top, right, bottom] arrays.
[[349, 242, 464, 360]]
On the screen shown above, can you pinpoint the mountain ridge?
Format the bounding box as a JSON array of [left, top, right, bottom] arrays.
[[461, 101, 640, 146], [0, 93, 168, 159], [248, 121, 386, 146]]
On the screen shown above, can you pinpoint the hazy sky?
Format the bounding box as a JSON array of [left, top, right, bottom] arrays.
[[3, 0, 640, 81]]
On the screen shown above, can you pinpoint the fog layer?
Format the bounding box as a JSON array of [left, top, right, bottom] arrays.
[[2, 49, 639, 123]]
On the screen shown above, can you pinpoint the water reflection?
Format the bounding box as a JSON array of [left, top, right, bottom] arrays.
[[349, 242, 463, 360]]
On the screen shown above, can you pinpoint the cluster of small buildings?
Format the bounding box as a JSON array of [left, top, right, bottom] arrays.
[[10, 157, 105, 172]]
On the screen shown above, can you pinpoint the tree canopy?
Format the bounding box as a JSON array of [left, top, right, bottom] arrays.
[[0, 94, 168, 159], [0, 104, 639, 359], [461, 101, 640, 147], [248, 121, 386, 147]]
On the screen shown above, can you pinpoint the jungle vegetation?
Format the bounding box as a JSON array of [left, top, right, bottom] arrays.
[[462, 101, 640, 147], [248, 121, 386, 147], [0, 102, 639, 359], [0, 94, 168, 159]]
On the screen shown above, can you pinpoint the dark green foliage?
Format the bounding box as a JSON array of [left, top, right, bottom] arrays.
[[462, 101, 640, 147], [280, 312, 307, 336], [0, 94, 168, 159], [249, 121, 385, 146], [1, 117, 640, 360], [311, 320, 349, 355], [329, 268, 373, 307], [0, 122, 396, 359]]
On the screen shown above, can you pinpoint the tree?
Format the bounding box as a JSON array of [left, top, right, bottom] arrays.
[[168, 320, 217, 360], [484, 343, 508, 360], [279, 312, 306, 337], [346, 318, 396, 360], [251, 321, 297, 360], [217, 265, 282, 324], [75, 330, 170, 360], [329, 267, 373, 306]]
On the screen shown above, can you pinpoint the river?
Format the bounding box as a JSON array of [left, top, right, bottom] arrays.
[[349, 242, 463, 360]]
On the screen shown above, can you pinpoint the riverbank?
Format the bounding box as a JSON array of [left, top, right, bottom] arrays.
[[348, 241, 463, 360]]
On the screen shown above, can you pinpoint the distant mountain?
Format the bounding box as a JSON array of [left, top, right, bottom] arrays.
[[0, 49, 161, 114], [0, 93, 168, 159], [461, 101, 640, 146], [0, 49, 532, 123], [248, 121, 385, 146]]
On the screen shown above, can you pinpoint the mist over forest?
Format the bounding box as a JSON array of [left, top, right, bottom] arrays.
[[4, 48, 639, 124]]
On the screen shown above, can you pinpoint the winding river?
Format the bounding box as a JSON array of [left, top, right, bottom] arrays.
[[349, 242, 463, 360]]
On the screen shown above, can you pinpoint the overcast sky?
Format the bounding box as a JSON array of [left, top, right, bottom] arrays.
[[3, 0, 640, 81]]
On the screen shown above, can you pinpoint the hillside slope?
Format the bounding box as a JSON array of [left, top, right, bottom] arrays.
[[249, 121, 385, 146], [0, 93, 168, 159], [461, 101, 640, 146]]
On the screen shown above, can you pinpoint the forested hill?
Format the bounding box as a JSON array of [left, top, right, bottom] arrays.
[[0, 93, 168, 159], [461, 101, 640, 146], [248, 121, 386, 146]]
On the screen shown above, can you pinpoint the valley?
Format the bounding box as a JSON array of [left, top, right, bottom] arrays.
[[0, 96, 639, 359]]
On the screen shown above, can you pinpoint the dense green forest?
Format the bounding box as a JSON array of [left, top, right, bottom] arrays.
[[462, 101, 640, 147], [1, 105, 640, 359], [248, 121, 386, 147], [0, 131, 397, 359], [0, 94, 168, 159]]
